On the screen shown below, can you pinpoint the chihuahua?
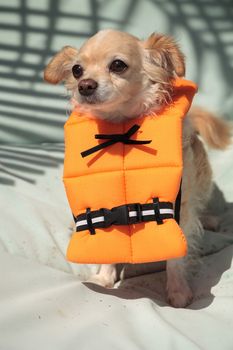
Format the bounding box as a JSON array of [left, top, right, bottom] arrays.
[[44, 29, 231, 307]]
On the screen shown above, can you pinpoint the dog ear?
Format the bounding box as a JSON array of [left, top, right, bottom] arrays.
[[44, 46, 78, 84], [142, 33, 185, 77]]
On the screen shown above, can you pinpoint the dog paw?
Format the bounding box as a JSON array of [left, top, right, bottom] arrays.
[[167, 285, 193, 308], [86, 274, 115, 288]]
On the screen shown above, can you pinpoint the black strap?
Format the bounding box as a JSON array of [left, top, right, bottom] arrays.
[[153, 197, 163, 225], [135, 203, 143, 222], [86, 207, 95, 235], [73, 200, 174, 234], [174, 180, 182, 224], [81, 124, 152, 158]]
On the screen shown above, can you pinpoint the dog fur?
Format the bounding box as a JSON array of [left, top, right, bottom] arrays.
[[44, 29, 231, 308]]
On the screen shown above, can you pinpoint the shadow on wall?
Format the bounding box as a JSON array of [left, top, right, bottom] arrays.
[[0, 0, 138, 145], [150, 0, 233, 89], [0, 143, 64, 186]]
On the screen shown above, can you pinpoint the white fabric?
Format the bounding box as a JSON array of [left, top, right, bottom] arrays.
[[0, 143, 233, 350]]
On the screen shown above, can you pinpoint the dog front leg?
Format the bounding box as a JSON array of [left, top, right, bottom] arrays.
[[166, 257, 193, 308], [87, 264, 117, 288], [166, 200, 203, 308]]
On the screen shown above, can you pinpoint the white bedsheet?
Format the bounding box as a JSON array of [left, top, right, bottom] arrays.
[[0, 143, 233, 350]]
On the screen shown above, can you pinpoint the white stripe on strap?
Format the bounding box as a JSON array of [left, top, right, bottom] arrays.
[[129, 208, 174, 217], [76, 216, 105, 228]]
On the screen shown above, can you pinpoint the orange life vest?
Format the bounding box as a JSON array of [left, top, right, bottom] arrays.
[[64, 78, 197, 264]]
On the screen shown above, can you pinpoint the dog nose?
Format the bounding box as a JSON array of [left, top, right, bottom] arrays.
[[78, 79, 98, 96]]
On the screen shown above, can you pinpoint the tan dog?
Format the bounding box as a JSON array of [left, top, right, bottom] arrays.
[[44, 29, 231, 307]]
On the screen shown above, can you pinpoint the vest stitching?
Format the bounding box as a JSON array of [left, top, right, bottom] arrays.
[[64, 164, 183, 179], [122, 122, 134, 262]]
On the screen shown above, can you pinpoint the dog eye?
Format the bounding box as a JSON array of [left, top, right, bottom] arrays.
[[72, 64, 83, 79], [109, 60, 128, 74]]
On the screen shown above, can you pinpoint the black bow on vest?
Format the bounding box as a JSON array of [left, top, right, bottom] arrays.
[[81, 124, 152, 158]]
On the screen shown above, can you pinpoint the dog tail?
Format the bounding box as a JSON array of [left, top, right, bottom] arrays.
[[189, 106, 232, 150]]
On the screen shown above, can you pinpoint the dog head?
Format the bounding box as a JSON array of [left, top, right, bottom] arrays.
[[44, 29, 185, 121]]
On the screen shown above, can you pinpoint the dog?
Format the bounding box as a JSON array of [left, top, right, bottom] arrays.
[[44, 29, 231, 307]]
